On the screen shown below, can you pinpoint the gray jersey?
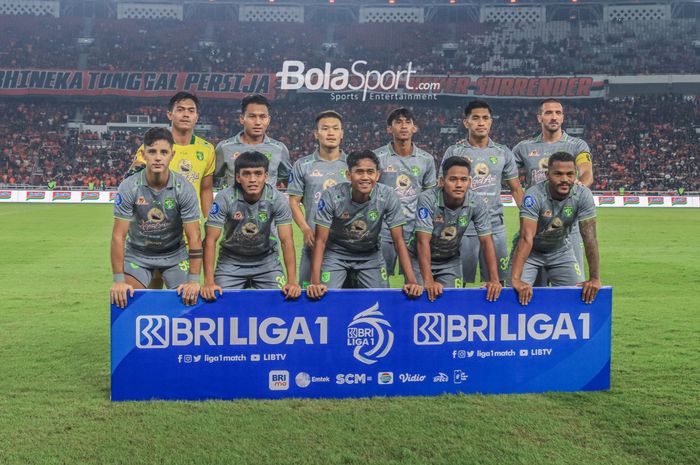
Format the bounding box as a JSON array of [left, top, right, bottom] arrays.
[[315, 183, 405, 258], [441, 139, 518, 232], [207, 184, 293, 263], [374, 143, 436, 230], [114, 170, 200, 254], [520, 181, 596, 253], [287, 150, 348, 231], [215, 132, 292, 187], [512, 132, 592, 188], [411, 188, 492, 262]]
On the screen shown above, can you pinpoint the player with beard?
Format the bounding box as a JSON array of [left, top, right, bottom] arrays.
[[512, 99, 594, 282], [510, 152, 600, 305]]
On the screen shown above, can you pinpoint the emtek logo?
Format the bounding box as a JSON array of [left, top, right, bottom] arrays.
[[269, 370, 289, 391], [136, 316, 169, 348], [414, 313, 445, 344]]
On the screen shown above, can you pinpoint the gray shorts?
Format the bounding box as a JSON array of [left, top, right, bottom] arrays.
[[533, 230, 586, 286], [460, 223, 508, 283], [321, 250, 388, 289], [215, 255, 286, 290], [124, 248, 189, 289], [410, 253, 463, 288], [516, 246, 583, 286], [380, 227, 412, 277]]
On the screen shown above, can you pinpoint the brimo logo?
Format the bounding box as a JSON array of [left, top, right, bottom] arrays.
[[276, 60, 438, 101]]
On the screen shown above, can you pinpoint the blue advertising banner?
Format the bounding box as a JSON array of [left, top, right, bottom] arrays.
[[111, 288, 612, 401]]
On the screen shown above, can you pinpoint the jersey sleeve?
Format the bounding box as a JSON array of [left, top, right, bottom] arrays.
[[203, 145, 216, 177], [423, 156, 437, 189], [472, 200, 493, 236], [414, 191, 435, 234], [314, 188, 335, 229], [272, 191, 293, 226], [577, 188, 597, 222], [287, 159, 306, 197], [574, 139, 592, 166], [520, 188, 541, 221], [512, 142, 525, 169], [384, 190, 407, 229], [278, 145, 293, 183], [438, 145, 455, 177], [214, 142, 227, 179], [206, 190, 229, 229], [179, 180, 201, 223], [502, 147, 519, 181], [113, 181, 135, 220]]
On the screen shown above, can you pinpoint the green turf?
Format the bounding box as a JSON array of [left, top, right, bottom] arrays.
[[0, 205, 698, 465]]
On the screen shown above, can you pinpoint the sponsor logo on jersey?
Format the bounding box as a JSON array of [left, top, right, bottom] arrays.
[[209, 203, 220, 215], [233, 211, 243, 220], [310, 169, 323, 177], [523, 195, 535, 208]]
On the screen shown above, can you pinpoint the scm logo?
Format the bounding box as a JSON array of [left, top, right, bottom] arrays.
[[336, 374, 371, 385]]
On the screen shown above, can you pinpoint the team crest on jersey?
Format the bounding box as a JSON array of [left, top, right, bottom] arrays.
[[340, 168, 348, 177], [368, 210, 379, 221], [233, 211, 244, 220], [458, 216, 468, 227], [441, 226, 457, 241], [258, 212, 268, 223], [563, 206, 574, 218], [196, 151, 204, 161], [179, 159, 192, 173], [528, 149, 539, 157], [242, 222, 259, 237], [164, 198, 175, 210], [385, 165, 396, 173], [147, 208, 165, 223], [136, 196, 147, 206], [323, 179, 337, 190], [263, 152, 273, 161], [396, 174, 411, 188], [310, 169, 323, 177], [410, 166, 421, 176], [489, 156, 498, 165]]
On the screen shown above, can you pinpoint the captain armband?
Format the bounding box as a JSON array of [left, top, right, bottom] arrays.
[[575, 152, 592, 165]]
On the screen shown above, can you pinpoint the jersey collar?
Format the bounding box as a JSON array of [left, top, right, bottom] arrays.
[[234, 131, 271, 145], [313, 149, 347, 162], [535, 131, 569, 143], [437, 187, 472, 208], [386, 142, 418, 157], [463, 138, 497, 149]]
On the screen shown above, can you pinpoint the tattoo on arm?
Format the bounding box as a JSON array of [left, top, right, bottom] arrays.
[[579, 218, 599, 280]]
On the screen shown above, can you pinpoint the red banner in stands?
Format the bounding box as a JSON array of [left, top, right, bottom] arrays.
[[0, 69, 276, 99], [0, 68, 606, 100]]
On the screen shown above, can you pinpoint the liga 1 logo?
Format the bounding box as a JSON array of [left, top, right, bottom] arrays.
[[276, 60, 440, 101]]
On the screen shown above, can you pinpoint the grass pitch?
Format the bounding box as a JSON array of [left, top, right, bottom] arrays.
[[0, 205, 698, 465]]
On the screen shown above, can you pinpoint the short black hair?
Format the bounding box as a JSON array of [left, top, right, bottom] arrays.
[[548, 151, 575, 168], [144, 127, 174, 148], [386, 107, 415, 126], [241, 94, 270, 114], [538, 98, 563, 114], [234, 151, 269, 175], [347, 150, 380, 170], [464, 99, 492, 117], [315, 110, 343, 127], [169, 92, 200, 113], [442, 157, 471, 176]]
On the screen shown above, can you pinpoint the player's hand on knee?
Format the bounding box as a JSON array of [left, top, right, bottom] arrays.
[[200, 282, 222, 301], [577, 278, 601, 304], [424, 281, 443, 302], [110, 282, 134, 309], [282, 282, 302, 300], [511, 279, 533, 306], [403, 282, 424, 299], [482, 280, 503, 302], [177, 282, 201, 306], [306, 283, 327, 300]]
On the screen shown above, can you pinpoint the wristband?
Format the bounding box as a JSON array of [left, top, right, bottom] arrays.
[[113, 273, 125, 283], [188, 274, 200, 283]]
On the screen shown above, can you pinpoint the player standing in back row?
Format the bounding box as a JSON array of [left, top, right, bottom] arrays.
[[373, 108, 436, 279], [440, 100, 523, 284], [215, 94, 292, 189], [512, 98, 594, 282]]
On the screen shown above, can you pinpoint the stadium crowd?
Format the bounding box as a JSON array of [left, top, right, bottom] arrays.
[[1, 95, 697, 192], [2, 16, 698, 75]]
